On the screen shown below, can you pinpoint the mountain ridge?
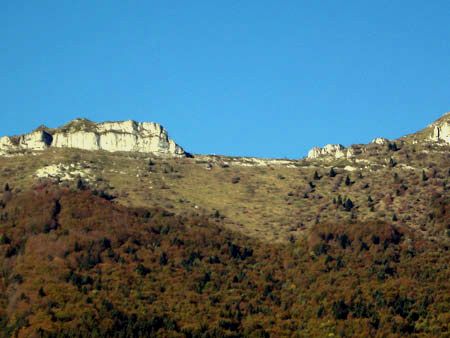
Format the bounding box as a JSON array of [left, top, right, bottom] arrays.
[[0, 113, 449, 159], [306, 112, 450, 160], [0, 112, 448, 337], [0, 119, 185, 157]]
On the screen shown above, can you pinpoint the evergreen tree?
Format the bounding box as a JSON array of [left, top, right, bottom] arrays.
[[329, 167, 337, 177], [345, 175, 352, 186], [159, 252, 168, 266], [422, 170, 428, 182], [313, 171, 321, 180], [344, 198, 354, 211], [388, 142, 399, 151], [76, 178, 85, 190], [38, 287, 46, 297]]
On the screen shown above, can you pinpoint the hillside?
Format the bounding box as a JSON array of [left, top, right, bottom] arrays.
[[0, 114, 449, 337]]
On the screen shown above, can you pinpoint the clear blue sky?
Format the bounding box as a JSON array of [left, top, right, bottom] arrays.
[[1, 1, 449, 158]]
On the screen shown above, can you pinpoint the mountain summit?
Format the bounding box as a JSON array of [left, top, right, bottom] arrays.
[[0, 119, 185, 156]]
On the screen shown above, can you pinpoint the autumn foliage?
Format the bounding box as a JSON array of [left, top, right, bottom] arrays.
[[0, 184, 449, 337]]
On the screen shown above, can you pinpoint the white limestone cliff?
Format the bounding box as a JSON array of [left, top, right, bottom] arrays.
[[307, 144, 346, 159], [19, 130, 53, 150], [0, 130, 52, 154], [0, 136, 14, 149], [306, 113, 450, 160], [371, 137, 389, 145], [430, 117, 450, 144], [0, 119, 185, 156]]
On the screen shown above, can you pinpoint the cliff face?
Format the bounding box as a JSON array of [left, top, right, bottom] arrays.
[[307, 113, 450, 160], [0, 119, 185, 156], [430, 114, 450, 143], [307, 144, 347, 159], [0, 130, 52, 155]]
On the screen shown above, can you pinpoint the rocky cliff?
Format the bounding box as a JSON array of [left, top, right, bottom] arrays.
[[0, 119, 185, 156], [429, 112, 450, 143], [307, 113, 450, 160]]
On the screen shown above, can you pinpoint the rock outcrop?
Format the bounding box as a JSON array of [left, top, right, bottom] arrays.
[[306, 144, 361, 160], [0, 119, 185, 156], [0, 130, 52, 155], [371, 137, 389, 145], [307, 144, 346, 159], [35, 163, 94, 182], [307, 113, 449, 160], [398, 112, 450, 145], [307, 144, 366, 160], [430, 113, 450, 144]]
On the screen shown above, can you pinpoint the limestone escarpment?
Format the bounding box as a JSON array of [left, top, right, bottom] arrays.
[[307, 144, 346, 159], [0, 119, 185, 156], [399, 112, 450, 145], [371, 137, 389, 145], [306, 113, 449, 160], [430, 113, 450, 143], [0, 130, 53, 155], [307, 144, 365, 160]]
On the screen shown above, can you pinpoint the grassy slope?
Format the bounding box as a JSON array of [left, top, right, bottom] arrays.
[[0, 138, 448, 243]]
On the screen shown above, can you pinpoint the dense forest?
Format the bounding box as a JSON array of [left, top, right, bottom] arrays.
[[0, 182, 448, 337]]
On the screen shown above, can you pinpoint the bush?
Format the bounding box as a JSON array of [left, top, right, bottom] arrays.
[[313, 243, 330, 256], [0, 234, 10, 245], [159, 252, 168, 266], [332, 300, 349, 320], [136, 263, 150, 276], [338, 234, 351, 249]]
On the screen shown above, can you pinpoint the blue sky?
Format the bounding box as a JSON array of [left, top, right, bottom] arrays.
[[1, 1, 449, 158]]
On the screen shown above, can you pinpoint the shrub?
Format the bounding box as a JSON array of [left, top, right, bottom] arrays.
[[313, 243, 330, 256], [136, 263, 150, 276], [338, 234, 351, 249], [332, 300, 349, 320], [159, 252, 168, 266], [0, 234, 10, 244]]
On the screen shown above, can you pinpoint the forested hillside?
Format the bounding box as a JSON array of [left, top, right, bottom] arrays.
[[0, 183, 448, 337]]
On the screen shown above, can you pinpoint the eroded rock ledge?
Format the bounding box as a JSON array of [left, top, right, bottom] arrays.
[[306, 113, 450, 160], [0, 118, 185, 156]]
